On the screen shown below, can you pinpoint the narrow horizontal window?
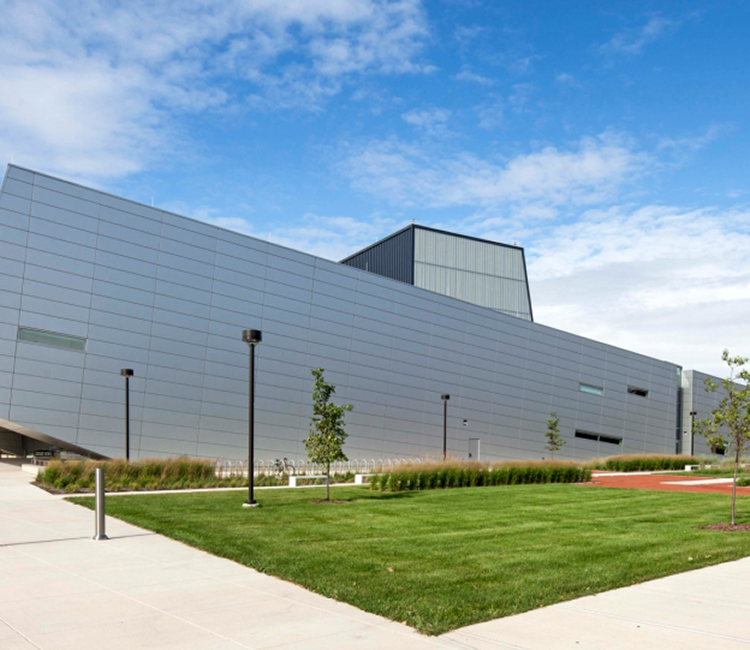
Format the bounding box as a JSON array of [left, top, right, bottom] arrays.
[[579, 383, 603, 396], [17, 327, 86, 352], [628, 386, 649, 398], [575, 430, 622, 446], [711, 444, 726, 456]]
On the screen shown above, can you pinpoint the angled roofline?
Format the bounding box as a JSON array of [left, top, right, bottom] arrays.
[[339, 223, 525, 263]]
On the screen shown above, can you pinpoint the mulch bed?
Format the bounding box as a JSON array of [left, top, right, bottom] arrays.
[[700, 523, 750, 532]]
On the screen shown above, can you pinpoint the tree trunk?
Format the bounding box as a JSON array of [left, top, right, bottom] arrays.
[[732, 447, 739, 526], [326, 463, 330, 501]]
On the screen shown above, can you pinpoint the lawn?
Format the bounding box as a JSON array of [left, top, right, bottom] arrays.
[[69, 484, 750, 635]]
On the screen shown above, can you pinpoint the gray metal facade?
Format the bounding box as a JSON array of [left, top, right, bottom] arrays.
[[681, 369, 731, 457], [342, 224, 533, 321], [413, 228, 532, 321], [340, 226, 414, 284], [0, 165, 682, 462]]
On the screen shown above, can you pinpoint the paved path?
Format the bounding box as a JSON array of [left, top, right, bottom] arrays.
[[590, 472, 750, 495], [2, 461, 749, 649]]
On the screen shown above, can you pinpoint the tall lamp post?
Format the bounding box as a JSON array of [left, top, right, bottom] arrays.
[[689, 410, 697, 456], [120, 369, 134, 461], [441, 394, 450, 461], [242, 329, 262, 508]]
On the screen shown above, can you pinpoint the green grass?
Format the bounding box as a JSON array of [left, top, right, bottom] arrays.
[[69, 485, 750, 635]]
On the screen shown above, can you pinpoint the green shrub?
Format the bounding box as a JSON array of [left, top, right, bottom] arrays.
[[370, 460, 591, 492]]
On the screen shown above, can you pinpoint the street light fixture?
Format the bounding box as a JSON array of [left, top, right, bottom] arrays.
[[441, 394, 450, 461], [689, 410, 697, 456], [242, 329, 262, 508], [120, 369, 134, 461]]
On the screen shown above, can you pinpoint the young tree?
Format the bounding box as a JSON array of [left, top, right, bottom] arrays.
[[304, 368, 353, 501], [699, 350, 750, 526], [545, 411, 565, 459]]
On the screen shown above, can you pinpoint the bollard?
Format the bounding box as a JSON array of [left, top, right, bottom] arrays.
[[93, 467, 109, 541]]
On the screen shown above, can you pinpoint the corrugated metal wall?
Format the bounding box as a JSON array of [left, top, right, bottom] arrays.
[[414, 229, 532, 320], [340, 227, 414, 284]]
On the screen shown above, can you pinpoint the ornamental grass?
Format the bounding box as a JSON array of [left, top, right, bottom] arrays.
[[589, 454, 698, 472], [370, 460, 591, 492]]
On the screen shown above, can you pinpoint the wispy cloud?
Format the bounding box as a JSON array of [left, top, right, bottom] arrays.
[[0, 0, 431, 180], [453, 64, 494, 86], [475, 97, 504, 130], [597, 16, 677, 56], [657, 124, 727, 152], [341, 132, 650, 210], [454, 25, 484, 43], [508, 83, 535, 113], [269, 213, 401, 261], [401, 107, 452, 136], [555, 73, 578, 88], [528, 204, 750, 375]]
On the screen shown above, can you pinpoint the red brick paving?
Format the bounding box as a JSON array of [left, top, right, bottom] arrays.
[[588, 473, 750, 495]]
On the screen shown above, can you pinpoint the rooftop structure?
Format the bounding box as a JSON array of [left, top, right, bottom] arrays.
[[341, 224, 533, 321]]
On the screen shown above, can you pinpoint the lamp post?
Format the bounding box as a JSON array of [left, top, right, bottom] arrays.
[[120, 369, 134, 461], [441, 394, 450, 461], [689, 410, 697, 456], [242, 329, 262, 508]]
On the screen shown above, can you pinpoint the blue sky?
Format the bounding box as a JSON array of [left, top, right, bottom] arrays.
[[1, 0, 749, 375]]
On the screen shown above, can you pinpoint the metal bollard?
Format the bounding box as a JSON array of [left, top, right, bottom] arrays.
[[93, 467, 109, 541]]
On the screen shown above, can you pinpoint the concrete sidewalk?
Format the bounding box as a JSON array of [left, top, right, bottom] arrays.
[[1, 461, 749, 650]]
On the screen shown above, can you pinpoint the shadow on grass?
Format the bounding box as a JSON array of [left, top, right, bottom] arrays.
[[357, 490, 422, 501]]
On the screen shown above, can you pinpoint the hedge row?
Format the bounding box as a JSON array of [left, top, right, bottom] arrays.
[[590, 454, 698, 472], [370, 461, 591, 492]]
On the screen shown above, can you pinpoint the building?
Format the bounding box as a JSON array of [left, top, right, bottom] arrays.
[[341, 224, 533, 321], [0, 165, 722, 462]]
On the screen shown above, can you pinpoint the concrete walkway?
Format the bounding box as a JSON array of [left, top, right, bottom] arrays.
[[1, 461, 749, 650]]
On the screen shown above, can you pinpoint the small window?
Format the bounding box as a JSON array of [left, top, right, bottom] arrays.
[[711, 444, 726, 456], [628, 386, 649, 398], [579, 383, 604, 396], [17, 327, 86, 352], [575, 430, 622, 446]]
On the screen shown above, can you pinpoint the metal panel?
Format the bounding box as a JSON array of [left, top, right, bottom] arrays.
[[340, 225, 414, 284], [0, 165, 686, 463]]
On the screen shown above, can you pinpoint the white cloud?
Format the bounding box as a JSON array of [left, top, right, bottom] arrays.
[[401, 107, 451, 136], [269, 213, 401, 261], [475, 97, 504, 130], [454, 25, 484, 43], [342, 132, 650, 210], [528, 205, 750, 375], [453, 65, 494, 86], [657, 124, 726, 152], [555, 73, 578, 87], [195, 209, 400, 262], [598, 16, 676, 56], [0, 0, 430, 180], [508, 82, 535, 113]]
